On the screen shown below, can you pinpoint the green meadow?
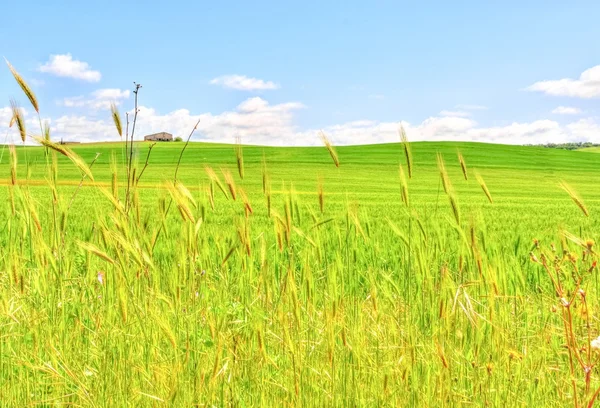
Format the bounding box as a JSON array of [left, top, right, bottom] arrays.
[[1, 138, 600, 407]]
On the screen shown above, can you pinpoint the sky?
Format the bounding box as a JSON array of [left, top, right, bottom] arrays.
[[2, 0, 600, 146]]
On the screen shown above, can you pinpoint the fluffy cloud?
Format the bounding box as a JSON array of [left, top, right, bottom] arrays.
[[39, 54, 101, 82], [0, 107, 12, 124], [61, 89, 130, 110], [552, 106, 582, 115], [48, 97, 304, 144], [319, 116, 594, 146], [210, 75, 279, 91], [4, 97, 600, 147], [527, 65, 600, 98]]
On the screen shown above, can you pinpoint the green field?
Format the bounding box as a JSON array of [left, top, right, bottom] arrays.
[[1, 139, 600, 406]]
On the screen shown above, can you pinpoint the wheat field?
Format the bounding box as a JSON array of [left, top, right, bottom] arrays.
[[2, 62, 600, 407]]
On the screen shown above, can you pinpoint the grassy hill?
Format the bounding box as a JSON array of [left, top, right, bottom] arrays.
[[4, 140, 599, 235]]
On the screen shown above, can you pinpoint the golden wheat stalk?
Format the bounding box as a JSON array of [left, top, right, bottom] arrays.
[[9, 145, 17, 185], [399, 164, 409, 207], [457, 151, 468, 180], [110, 103, 123, 138], [449, 193, 461, 226], [166, 181, 195, 223], [437, 153, 451, 194], [317, 176, 325, 214], [10, 100, 26, 143], [560, 181, 589, 217], [399, 125, 413, 178], [205, 166, 229, 199], [239, 187, 253, 216], [475, 172, 493, 204], [35, 137, 94, 181], [235, 136, 244, 179], [23, 190, 42, 232], [5, 58, 39, 113], [43, 121, 51, 142], [222, 169, 237, 200], [77, 241, 116, 264], [207, 182, 215, 210], [319, 130, 339, 167]]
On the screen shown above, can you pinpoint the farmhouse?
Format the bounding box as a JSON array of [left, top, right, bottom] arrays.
[[144, 132, 173, 142]]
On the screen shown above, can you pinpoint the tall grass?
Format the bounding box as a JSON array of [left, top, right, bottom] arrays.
[[1, 61, 599, 407]]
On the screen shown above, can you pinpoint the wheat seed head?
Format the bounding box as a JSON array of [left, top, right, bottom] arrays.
[[5, 58, 39, 113]]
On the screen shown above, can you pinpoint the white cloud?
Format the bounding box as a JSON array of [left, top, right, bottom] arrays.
[[53, 115, 116, 142], [551, 106, 582, 115], [5, 97, 600, 147], [39, 54, 101, 82], [440, 110, 471, 117], [61, 88, 130, 110], [316, 116, 591, 146], [49, 97, 304, 144], [209, 75, 279, 91], [527, 65, 600, 98], [368, 94, 385, 100]]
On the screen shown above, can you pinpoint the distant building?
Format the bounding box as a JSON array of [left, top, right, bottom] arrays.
[[144, 132, 173, 142], [59, 139, 81, 145]]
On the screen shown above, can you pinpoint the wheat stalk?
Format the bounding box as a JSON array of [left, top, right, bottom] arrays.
[[110, 103, 123, 138], [239, 188, 253, 217], [235, 136, 244, 179], [437, 153, 451, 194], [35, 137, 94, 181], [560, 181, 588, 217], [319, 131, 339, 167], [43, 121, 51, 142], [399, 164, 409, 208], [10, 99, 26, 143], [458, 151, 468, 180], [449, 193, 461, 226], [222, 169, 237, 201], [475, 172, 493, 204], [9, 145, 17, 185], [205, 166, 229, 199], [317, 176, 325, 214], [5, 58, 38, 113], [400, 125, 413, 178]]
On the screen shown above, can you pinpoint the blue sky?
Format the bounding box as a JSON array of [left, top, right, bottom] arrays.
[[2, 0, 600, 145]]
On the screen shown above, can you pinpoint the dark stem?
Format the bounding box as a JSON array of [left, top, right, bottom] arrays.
[[136, 143, 156, 185], [174, 119, 201, 183], [126, 83, 142, 212]]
